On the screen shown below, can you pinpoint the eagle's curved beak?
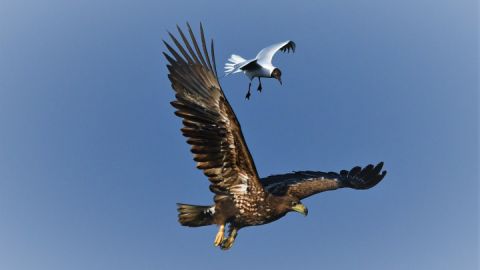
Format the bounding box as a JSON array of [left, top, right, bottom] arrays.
[[292, 203, 308, 216]]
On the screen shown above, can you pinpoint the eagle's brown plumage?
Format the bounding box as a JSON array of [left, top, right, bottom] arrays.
[[164, 23, 387, 250], [262, 162, 387, 199]]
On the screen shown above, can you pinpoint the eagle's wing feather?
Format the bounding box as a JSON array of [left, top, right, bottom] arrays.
[[261, 162, 387, 199], [255, 40, 296, 65], [164, 23, 265, 200]]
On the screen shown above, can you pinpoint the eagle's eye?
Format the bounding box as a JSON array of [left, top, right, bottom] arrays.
[[291, 201, 297, 206]]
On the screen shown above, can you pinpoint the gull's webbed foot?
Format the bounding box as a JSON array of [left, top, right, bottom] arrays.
[[245, 90, 251, 100], [245, 82, 252, 100], [257, 78, 262, 92], [213, 224, 225, 246]]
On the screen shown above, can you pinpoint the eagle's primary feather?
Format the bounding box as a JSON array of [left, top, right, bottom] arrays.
[[262, 162, 387, 199], [164, 23, 387, 250]]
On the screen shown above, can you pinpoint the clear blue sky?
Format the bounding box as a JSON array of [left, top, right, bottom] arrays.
[[0, 0, 478, 269]]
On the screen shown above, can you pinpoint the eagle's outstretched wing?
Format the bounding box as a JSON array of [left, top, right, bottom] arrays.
[[261, 162, 387, 199], [164, 23, 266, 201], [255, 40, 296, 65]]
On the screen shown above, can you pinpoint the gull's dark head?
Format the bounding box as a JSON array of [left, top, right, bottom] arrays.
[[271, 68, 282, 85]]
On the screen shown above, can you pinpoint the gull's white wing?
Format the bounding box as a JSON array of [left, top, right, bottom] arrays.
[[255, 40, 296, 65]]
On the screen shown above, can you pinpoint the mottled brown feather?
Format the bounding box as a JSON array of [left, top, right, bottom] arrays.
[[262, 162, 387, 199], [163, 23, 265, 202]]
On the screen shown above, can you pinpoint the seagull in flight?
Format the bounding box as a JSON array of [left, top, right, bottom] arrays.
[[224, 40, 296, 99]]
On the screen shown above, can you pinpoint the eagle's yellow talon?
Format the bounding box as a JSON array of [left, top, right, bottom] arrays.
[[220, 238, 234, 250], [220, 227, 237, 250], [213, 224, 225, 246]]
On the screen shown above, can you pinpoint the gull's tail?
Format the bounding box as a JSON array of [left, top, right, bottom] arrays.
[[224, 54, 247, 76]]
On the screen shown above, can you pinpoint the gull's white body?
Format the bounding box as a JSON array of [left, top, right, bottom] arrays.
[[224, 40, 295, 80]]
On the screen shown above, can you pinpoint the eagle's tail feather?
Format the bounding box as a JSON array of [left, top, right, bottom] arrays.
[[224, 54, 246, 76], [177, 203, 214, 227]]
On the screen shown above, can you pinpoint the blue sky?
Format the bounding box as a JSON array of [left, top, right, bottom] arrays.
[[0, 0, 478, 269]]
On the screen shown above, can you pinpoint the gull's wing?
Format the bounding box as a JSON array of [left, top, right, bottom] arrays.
[[261, 162, 387, 199], [163, 23, 266, 201], [255, 40, 296, 65]]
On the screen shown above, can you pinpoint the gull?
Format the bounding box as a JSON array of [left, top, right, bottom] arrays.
[[224, 40, 296, 99]]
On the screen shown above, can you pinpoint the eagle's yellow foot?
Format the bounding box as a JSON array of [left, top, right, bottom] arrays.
[[213, 224, 225, 246], [220, 227, 237, 250]]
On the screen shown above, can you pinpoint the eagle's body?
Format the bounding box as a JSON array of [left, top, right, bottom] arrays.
[[208, 193, 287, 227], [164, 24, 387, 250]]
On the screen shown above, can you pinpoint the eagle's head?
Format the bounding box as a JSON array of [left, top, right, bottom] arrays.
[[289, 200, 308, 216], [271, 68, 282, 85], [273, 196, 308, 216]]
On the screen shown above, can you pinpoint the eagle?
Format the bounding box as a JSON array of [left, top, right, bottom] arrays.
[[163, 23, 387, 250]]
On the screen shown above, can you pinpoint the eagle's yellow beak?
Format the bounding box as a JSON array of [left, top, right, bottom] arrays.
[[291, 203, 308, 216]]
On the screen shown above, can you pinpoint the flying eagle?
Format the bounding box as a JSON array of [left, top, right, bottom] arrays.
[[163, 23, 387, 250], [224, 40, 296, 99]]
